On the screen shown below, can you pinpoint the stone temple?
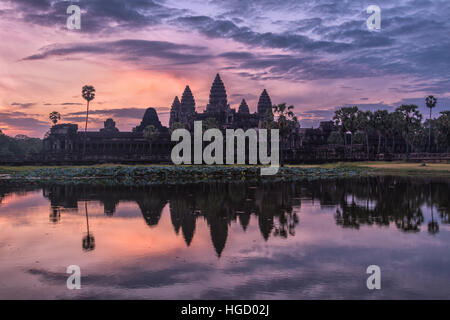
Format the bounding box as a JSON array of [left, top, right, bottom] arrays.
[[28, 73, 423, 165], [43, 73, 290, 163], [168, 73, 273, 130]]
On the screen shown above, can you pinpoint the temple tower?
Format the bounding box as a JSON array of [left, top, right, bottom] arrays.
[[257, 89, 273, 119], [238, 99, 250, 114], [180, 85, 196, 125], [133, 107, 163, 132], [206, 74, 230, 113], [169, 96, 181, 127]]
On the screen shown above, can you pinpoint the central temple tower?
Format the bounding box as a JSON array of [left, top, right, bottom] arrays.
[[206, 74, 230, 113]]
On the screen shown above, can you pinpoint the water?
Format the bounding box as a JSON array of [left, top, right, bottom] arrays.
[[0, 176, 449, 299]]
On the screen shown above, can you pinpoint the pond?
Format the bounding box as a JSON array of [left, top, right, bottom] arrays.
[[0, 176, 449, 299]]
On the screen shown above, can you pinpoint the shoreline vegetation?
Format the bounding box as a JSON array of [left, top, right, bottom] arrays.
[[0, 162, 449, 185]]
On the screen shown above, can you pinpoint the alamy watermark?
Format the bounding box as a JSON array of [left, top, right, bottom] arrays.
[[66, 265, 81, 289], [66, 4, 81, 30], [366, 265, 381, 290], [366, 5, 381, 31], [171, 121, 280, 175]]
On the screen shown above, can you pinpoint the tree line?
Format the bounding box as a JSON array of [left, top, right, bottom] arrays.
[[0, 130, 43, 161], [330, 98, 450, 155]]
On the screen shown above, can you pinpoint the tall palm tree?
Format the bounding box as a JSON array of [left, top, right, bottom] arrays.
[[49, 111, 61, 125], [372, 110, 389, 154], [356, 110, 371, 160], [82, 85, 96, 156], [333, 106, 358, 157], [394, 105, 422, 154], [435, 111, 450, 152], [272, 103, 298, 166], [425, 95, 437, 152], [386, 111, 402, 153], [143, 125, 159, 154]]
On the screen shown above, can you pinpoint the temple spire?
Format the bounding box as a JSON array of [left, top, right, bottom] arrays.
[[257, 89, 273, 119], [238, 99, 250, 114], [206, 73, 229, 113], [169, 96, 181, 127], [180, 85, 195, 125]]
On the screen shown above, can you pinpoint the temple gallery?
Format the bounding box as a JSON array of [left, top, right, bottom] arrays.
[[171, 120, 280, 174], [42, 73, 413, 164]]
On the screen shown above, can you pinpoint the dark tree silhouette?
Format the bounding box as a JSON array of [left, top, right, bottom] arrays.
[[272, 103, 299, 166], [82, 202, 95, 251], [434, 111, 450, 151], [49, 111, 61, 125], [425, 95, 437, 152], [356, 110, 371, 159], [82, 85, 96, 156], [333, 106, 358, 156], [394, 105, 422, 154]]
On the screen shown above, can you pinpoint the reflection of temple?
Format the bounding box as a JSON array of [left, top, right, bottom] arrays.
[[42, 183, 301, 257], [42, 177, 450, 256]]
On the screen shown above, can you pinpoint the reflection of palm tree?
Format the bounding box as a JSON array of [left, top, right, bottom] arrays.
[[82, 202, 95, 251], [428, 207, 439, 234], [49, 206, 60, 223], [428, 184, 439, 235]]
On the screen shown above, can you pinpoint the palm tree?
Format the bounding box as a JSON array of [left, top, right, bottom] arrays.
[[425, 95, 437, 152], [333, 106, 359, 157], [372, 110, 389, 154], [394, 105, 423, 154], [143, 125, 159, 140], [169, 121, 185, 135], [356, 110, 371, 160], [49, 111, 61, 125], [82, 85, 96, 156], [386, 111, 402, 153], [202, 117, 219, 131], [272, 103, 298, 166], [143, 125, 159, 155], [435, 111, 450, 152]]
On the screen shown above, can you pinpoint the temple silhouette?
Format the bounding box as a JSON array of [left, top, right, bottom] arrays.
[[43, 74, 280, 163], [40, 73, 440, 164], [41, 73, 335, 163]]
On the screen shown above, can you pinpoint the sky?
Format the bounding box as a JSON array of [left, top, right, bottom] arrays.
[[0, 0, 449, 138]]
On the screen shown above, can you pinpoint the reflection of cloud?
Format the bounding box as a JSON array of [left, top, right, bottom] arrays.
[[28, 261, 213, 290], [1, 180, 450, 299]]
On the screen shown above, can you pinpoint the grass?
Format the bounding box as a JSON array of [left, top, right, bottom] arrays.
[[0, 164, 364, 186], [1, 161, 449, 178], [289, 161, 450, 176], [0, 163, 171, 174]]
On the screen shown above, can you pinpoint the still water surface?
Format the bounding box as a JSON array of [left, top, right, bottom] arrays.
[[0, 176, 449, 299]]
